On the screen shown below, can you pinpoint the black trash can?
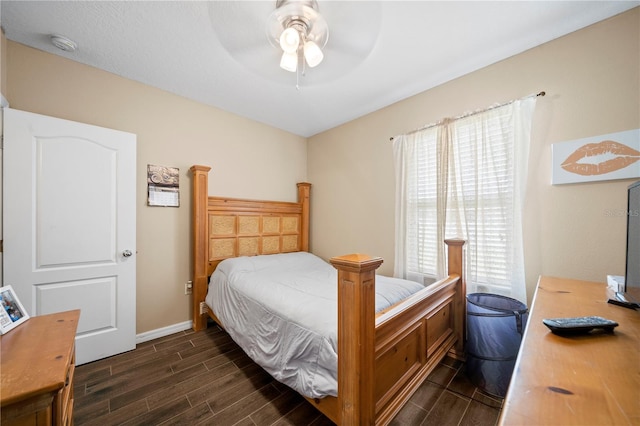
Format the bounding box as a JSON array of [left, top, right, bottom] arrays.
[[465, 293, 528, 397]]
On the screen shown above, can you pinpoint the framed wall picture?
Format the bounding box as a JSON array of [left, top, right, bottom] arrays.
[[0, 285, 30, 334], [552, 129, 640, 185]]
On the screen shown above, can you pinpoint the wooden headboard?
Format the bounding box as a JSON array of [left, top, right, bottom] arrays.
[[190, 165, 311, 330]]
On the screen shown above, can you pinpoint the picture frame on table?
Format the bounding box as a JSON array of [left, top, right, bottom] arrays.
[[0, 285, 30, 334]]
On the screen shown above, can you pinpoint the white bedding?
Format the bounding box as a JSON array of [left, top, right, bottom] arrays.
[[206, 251, 424, 399]]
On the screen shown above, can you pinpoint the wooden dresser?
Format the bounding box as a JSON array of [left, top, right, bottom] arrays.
[[498, 277, 640, 425], [1, 310, 80, 426]]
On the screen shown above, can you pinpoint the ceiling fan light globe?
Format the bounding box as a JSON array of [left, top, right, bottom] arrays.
[[279, 27, 300, 53], [304, 40, 323, 67], [280, 51, 298, 72]]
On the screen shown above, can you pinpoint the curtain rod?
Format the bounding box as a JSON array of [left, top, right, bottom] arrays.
[[389, 91, 546, 141]]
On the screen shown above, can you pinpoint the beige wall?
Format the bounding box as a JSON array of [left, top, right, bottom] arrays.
[[5, 42, 308, 334], [308, 8, 640, 304]]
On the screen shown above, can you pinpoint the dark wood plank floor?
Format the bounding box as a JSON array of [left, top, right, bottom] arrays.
[[74, 323, 503, 425]]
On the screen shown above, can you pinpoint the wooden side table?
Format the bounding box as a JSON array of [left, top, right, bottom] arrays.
[[1, 309, 80, 425]]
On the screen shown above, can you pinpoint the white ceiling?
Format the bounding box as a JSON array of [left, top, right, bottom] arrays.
[[1, 1, 638, 137]]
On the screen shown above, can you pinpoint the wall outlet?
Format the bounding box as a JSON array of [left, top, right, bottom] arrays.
[[185, 280, 193, 295]]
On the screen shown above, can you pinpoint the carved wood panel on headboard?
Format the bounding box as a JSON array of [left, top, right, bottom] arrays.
[[204, 194, 310, 277], [207, 205, 304, 273]]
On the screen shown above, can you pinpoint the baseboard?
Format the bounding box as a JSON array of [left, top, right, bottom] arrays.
[[136, 320, 193, 344]]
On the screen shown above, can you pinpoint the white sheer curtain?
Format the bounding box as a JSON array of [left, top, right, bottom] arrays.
[[393, 127, 444, 283], [393, 96, 537, 302]]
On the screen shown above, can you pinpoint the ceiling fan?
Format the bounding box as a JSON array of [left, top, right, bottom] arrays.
[[208, 0, 381, 86]]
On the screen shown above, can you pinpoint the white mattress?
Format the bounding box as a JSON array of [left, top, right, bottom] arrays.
[[206, 251, 424, 398]]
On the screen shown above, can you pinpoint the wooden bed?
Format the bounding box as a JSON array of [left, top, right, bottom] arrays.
[[190, 165, 466, 425]]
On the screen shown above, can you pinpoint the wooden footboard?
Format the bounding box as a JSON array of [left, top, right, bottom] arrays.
[[190, 165, 465, 425], [308, 239, 465, 425]]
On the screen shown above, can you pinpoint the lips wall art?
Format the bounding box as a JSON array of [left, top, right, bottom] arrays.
[[551, 129, 640, 184]]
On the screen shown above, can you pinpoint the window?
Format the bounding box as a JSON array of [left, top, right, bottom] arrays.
[[394, 97, 537, 302]]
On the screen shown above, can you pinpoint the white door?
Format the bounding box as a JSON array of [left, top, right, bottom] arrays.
[[3, 108, 136, 365]]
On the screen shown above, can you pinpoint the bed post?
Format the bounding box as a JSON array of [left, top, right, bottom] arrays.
[[445, 239, 466, 356], [190, 165, 211, 332], [330, 254, 384, 426], [297, 182, 311, 252]]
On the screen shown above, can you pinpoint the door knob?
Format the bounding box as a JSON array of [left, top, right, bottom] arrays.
[[122, 250, 133, 257]]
